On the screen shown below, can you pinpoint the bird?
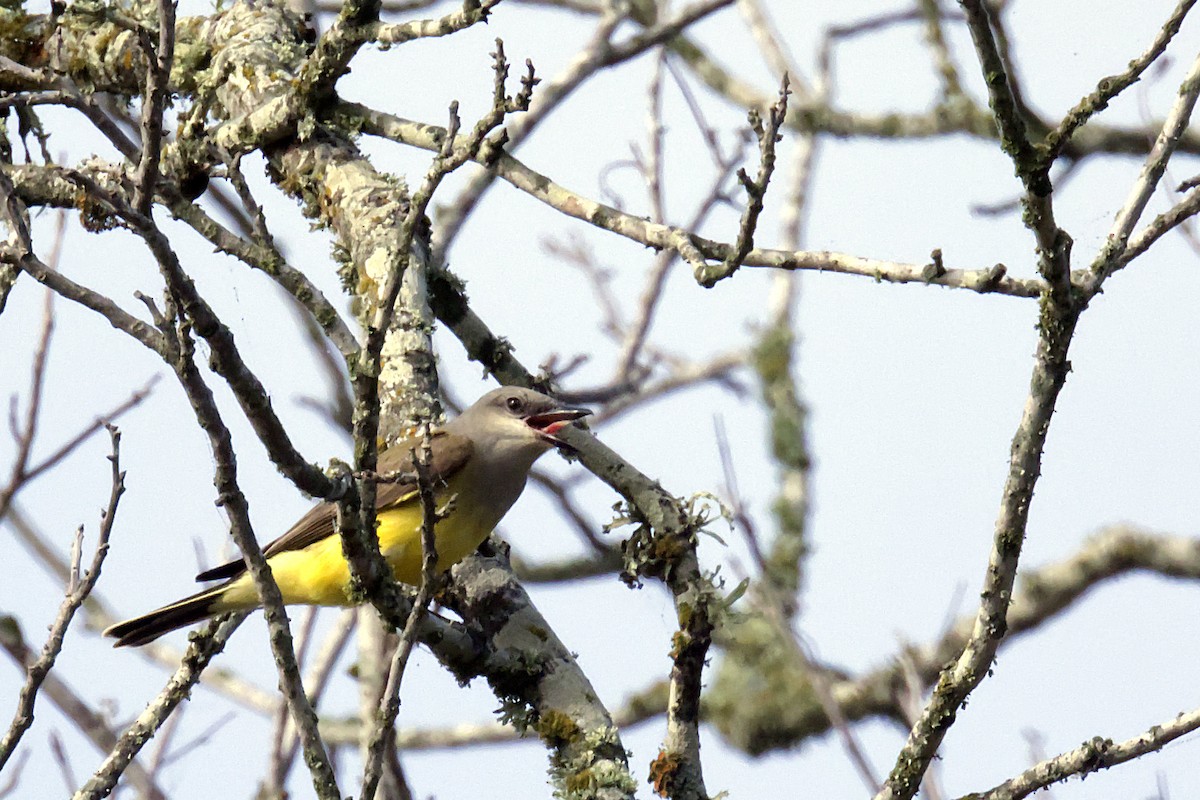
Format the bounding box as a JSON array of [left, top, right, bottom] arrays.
[[104, 386, 590, 647]]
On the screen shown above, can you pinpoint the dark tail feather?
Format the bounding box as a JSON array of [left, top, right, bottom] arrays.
[[103, 585, 229, 647], [194, 559, 244, 583]]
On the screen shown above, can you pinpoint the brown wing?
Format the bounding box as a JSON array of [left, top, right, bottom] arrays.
[[193, 430, 474, 582]]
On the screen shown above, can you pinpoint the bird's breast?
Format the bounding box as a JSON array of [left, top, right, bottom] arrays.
[[378, 465, 525, 585]]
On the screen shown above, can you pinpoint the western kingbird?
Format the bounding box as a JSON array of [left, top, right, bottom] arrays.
[[104, 387, 590, 647]]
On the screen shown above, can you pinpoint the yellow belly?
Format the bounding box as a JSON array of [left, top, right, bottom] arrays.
[[215, 491, 497, 610]]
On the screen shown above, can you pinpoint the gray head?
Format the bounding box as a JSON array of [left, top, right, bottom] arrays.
[[446, 387, 591, 464]]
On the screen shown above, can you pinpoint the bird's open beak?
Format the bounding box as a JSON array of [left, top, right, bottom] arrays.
[[525, 406, 592, 449]]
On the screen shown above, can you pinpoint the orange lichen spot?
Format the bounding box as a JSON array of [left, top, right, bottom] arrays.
[[648, 749, 683, 798]]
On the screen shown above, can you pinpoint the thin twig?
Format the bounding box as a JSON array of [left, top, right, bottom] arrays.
[[141, 703, 187, 788], [56, 159, 341, 794], [695, 75, 790, 287], [0, 749, 29, 798], [9, 379, 157, 502], [273, 609, 357, 790], [0, 427, 125, 770], [6, 503, 278, 714], [168, 318, 339, 798], [615, 63, 745, 380], [0, 613, 167, 800], [431, 0, 734, 262], [0, 288, 54, 523], [737, 0, 807, 94], [717, 420, 875, 791], [1120, 184, 1200, 265], [528, 469, 607, 552], [360, 428, 441, 800]]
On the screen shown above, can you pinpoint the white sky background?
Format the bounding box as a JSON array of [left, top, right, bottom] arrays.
[[3, 0, 1200, 798]]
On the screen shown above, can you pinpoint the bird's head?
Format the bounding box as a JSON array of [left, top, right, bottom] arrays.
[[452, 387, 592, 462]]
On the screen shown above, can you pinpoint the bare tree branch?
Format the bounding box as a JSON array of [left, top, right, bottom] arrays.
[[430, 0, 735, 261], [71, 615, 247, 800], [4, 1, 1200, 797], [351, 103, 1047, 298], [695, 75, 790, 287], [0, 616, 166, 800], [1088, 47, 1200, 288], [6, 503, 279, 714]]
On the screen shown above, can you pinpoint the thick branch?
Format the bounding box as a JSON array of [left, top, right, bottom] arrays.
[[427, 262, 711, 798], [444, 541, 636, 800]]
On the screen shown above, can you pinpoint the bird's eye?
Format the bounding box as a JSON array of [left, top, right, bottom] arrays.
[[506, 396, 524, 413]]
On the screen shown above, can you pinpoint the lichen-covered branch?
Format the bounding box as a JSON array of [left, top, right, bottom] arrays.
[[749, 277, 810, 610], [131, 0, 176, 215], [956, 704, 1200, 800], [3, 160, 362, 363], [866, 4, 1200, 793], [333, 43, 537, 793], [0, 169, 167, 356], [667, 22, 1200, 161], [371, 0, 503, 46], [874, 8, 1085, 793], [959, 0, 1069, 290], [1043, 0, 1195, 162]]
